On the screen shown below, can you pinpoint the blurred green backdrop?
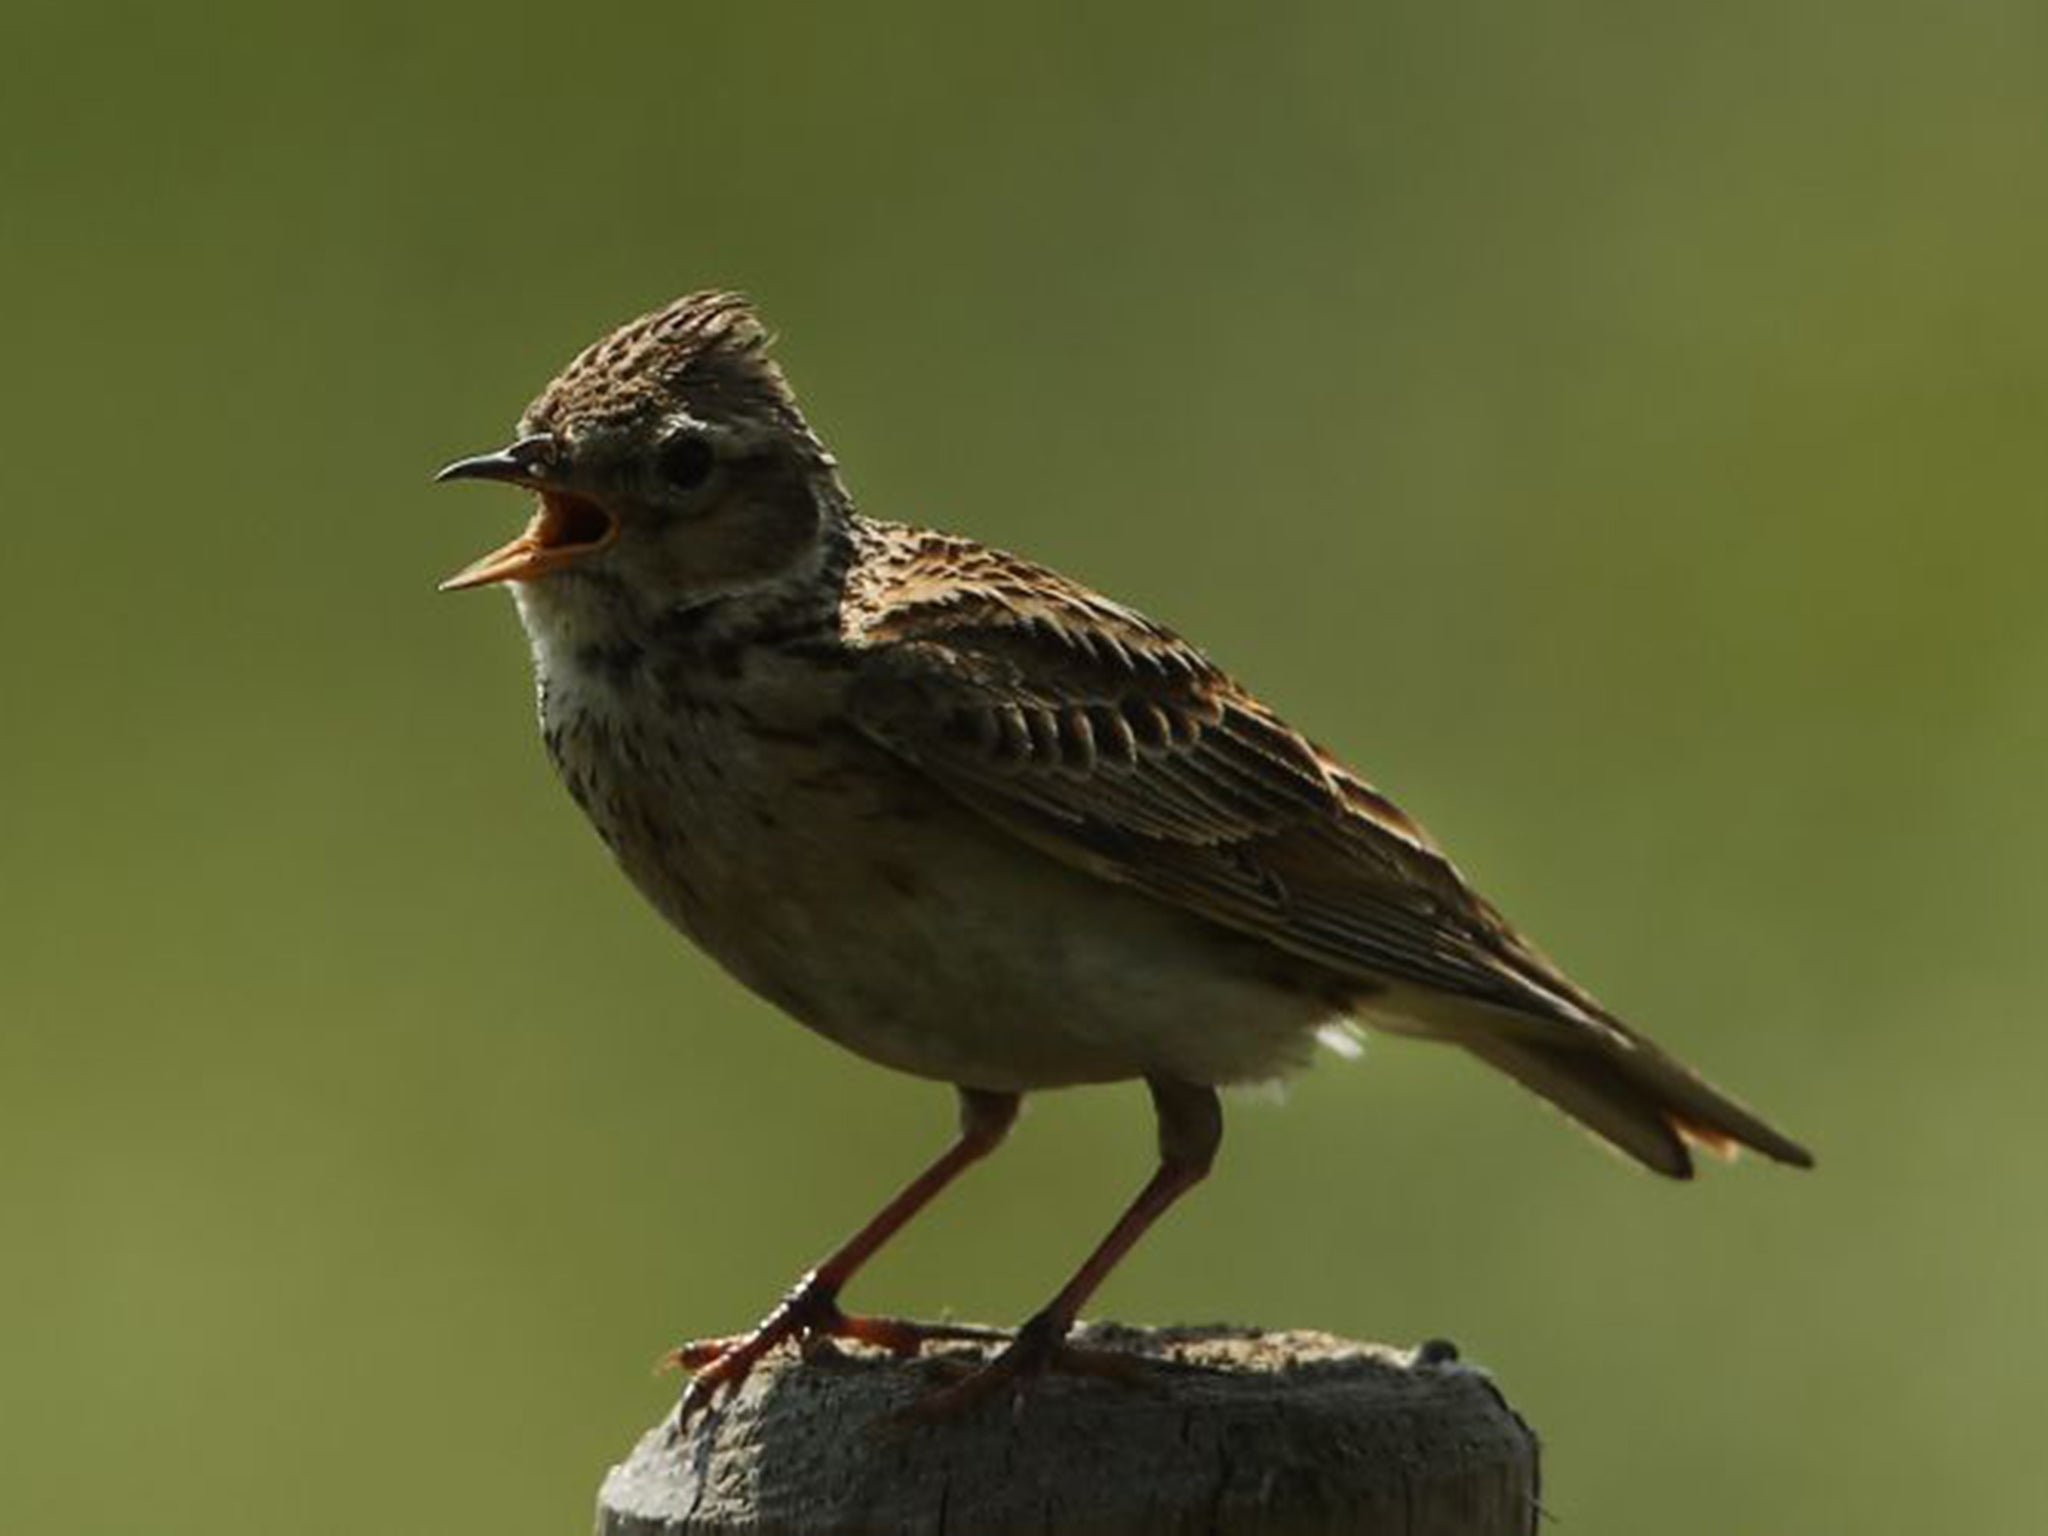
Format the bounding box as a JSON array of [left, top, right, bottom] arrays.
[[4, 2, 2043, 1531]]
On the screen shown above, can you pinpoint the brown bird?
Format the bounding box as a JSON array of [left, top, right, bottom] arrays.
[[438, 291, 1812, 1422]]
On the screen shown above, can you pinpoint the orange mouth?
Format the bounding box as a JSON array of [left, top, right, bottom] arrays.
[[439, 493, 617, 591]]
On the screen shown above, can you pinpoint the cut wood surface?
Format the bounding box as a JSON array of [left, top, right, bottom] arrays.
[[598, 1324, 1539, 1535]]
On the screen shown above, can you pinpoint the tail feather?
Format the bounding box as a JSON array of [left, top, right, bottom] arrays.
[[1461, 1029, 1815, 1180]]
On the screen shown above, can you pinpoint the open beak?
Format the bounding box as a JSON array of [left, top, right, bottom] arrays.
[[434, 436, 617, 591]]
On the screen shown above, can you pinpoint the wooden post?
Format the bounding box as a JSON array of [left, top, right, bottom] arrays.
[[598, 1324, 1540, 1535]]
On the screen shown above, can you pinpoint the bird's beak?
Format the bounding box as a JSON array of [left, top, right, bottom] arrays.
[[434, 436, 617, 591], [435, 444, 542, 487]]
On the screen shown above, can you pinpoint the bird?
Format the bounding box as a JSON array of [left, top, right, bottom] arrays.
[[437, 290, 1813, 1423]]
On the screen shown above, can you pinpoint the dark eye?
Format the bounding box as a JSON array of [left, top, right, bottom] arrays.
[[657, 433, 716, 492]]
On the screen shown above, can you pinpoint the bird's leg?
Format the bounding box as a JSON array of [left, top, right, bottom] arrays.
[[908, 1075, 1222, 1419], [668, 1086, 1019, 1426]]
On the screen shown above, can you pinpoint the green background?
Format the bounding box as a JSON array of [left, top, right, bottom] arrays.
[[5, 3, 2042, 1531]]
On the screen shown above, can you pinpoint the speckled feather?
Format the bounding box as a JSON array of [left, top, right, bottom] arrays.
[[840, 524, 1598, 1023]]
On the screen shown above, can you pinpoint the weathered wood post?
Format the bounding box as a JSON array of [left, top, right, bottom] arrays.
[[598, 1324, 1540, 1535]]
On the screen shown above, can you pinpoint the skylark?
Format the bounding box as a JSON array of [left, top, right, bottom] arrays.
[[439, 291, 1812, 1421]]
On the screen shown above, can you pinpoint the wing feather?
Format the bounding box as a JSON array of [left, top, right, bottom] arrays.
[[844, 535, 1606, 1032]]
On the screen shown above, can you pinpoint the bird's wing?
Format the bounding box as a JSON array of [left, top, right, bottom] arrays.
[[843, 533, 1613, 1034]]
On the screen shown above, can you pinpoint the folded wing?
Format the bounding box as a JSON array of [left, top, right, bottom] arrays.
[[843, 530, 1814, 1177]]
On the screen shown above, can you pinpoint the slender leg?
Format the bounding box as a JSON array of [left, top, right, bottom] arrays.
[[910, 1075, 1223, 1418], [670, 1086, 1020, 1426]]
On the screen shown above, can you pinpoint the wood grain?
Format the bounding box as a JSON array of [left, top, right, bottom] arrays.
[[598, 1324, 1539, 1535]]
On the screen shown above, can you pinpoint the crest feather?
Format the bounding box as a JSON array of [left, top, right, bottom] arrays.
[[521, 290, 807, 441]]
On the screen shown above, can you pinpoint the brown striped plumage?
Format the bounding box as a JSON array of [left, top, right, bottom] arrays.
[[439, 290, 1812, 1423]]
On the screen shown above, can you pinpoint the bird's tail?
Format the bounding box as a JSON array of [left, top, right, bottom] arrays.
[[1459, 1024, 1814, 1179]]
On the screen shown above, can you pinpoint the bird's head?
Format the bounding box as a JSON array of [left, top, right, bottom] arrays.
[[437, 291, 844, 610]]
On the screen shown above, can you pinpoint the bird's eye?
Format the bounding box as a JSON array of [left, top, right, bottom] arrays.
[[657, 433, 716, 492]]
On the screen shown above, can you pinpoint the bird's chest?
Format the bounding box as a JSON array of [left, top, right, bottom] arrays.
[[535, 644, 934, 993], [528, 630, 1324, 1091]]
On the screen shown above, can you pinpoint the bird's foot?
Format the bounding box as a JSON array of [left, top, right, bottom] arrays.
[[898, 1312, 1151, 1422], [664, 1272, 1007, 1430]]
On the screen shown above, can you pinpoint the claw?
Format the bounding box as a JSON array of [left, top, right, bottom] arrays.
[[895, 1316, 1154, 1422], [664, 1273, 1019, 1430], [660, 1271, 837, 1428]]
